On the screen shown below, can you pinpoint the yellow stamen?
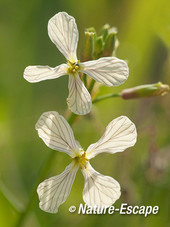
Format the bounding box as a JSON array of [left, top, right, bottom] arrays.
[[67, 60, 80, 75], [72, 152, 89, 169]]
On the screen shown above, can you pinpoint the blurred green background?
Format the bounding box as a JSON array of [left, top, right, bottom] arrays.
[[0, 0, 170, 226]]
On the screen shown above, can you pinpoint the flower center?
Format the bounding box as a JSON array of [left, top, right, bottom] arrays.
[[67, 60, 80, 74], [72, 151, 89, 169]]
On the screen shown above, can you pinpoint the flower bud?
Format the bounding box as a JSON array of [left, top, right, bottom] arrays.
[[81, 32, 94, 62], [102, 32, 116, 57], [99, 24, 110, 41], [121, 82, 169, 99], [93, 36, 104, 59], [86, 27, 96, 33]]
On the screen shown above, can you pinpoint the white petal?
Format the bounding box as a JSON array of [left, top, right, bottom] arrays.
[[24, 64, 67, 83], [67, 74, 92, 115], [37, 162, 78, 213], [86, 116, 137, 159], [81, 162, 121, 207], [81, 57, 129, 87], [48, 12, 78, 62], [36, 111, 80, 157]]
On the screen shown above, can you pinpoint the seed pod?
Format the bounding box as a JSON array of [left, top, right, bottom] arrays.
[[121, 82, 169, 99]]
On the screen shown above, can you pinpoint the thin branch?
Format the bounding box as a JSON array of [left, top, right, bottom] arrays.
[[92, 93, 121, 103]]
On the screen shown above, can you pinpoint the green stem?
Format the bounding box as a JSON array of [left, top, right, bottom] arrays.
[[83, 74, 87, 87], [15, 151, 56, 227], [92, 93, 121, 103], [67, 112, 78, 125], [88, 79, 96, 94]]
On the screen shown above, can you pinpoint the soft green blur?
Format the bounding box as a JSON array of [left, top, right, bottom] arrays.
[[0, 0, 170, 226]]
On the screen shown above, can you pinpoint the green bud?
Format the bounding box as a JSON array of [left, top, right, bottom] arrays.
[[108, 27, 117, 35], [121, 82, 169, 99], [81, 31, 94, 62], [93, 36, 104, 59], [99, 24, 110, 41], [86, 27, 96, 33], [102, 32, 116, 57]]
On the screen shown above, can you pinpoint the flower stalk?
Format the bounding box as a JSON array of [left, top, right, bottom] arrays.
[[92, 93, 121, 103]]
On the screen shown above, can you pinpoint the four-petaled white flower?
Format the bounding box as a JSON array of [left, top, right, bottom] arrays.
[[36, 111, 137, 213], [24, 12, 129, 115]]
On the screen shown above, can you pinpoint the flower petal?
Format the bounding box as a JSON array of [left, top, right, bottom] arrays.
[[37, 162, 78, 213], [36, 111, 80, 157], [81, 162, 121, 207], [48, 12, 78, 62], [86, 116, 137, 159], [67, 74, 92, 115], [24, 64, 67, 83], [81, 57, 129, 86]]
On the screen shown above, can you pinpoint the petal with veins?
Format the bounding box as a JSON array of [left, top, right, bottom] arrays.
[[81, 57, 129, 87], [67, 74, 92, 115], [24, 64, 67, 83], [36, 111, 80, 157], [48, 12, 78, 62], [86, 116, 137, 159], [81, 162, 121, 207], [37, 162, 78, 213]]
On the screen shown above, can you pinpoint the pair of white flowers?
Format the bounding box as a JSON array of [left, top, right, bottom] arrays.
[[24, 12, 137, 213]]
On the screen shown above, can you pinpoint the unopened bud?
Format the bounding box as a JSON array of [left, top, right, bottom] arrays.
[[121, 82, 169, 99], [99, 24, 110, 41], [103, 32, 116, 57], [81, 32, 94, 62], [86, 27, 96, 33], [93, 36, 104, 59]]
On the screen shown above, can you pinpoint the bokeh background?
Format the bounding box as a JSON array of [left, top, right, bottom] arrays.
[[0, 0, 170, 226]]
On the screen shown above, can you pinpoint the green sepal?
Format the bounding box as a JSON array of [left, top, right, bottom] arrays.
[[81, 31, 94, 62], [103, 32, 116, 57], [99, 24, 110, 41], [93, 36, 104, 59]]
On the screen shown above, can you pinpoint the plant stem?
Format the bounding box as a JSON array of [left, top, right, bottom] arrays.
[[92, 93, 121, 103], [88, 79, 95, 94], [83, 74, 87, 87], [67, 113, 78, 125], [15, 150, 56, 227]]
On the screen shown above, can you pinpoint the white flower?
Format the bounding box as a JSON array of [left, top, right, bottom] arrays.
[[24, 12, 129, 115], [36, 111, 137, 213]]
